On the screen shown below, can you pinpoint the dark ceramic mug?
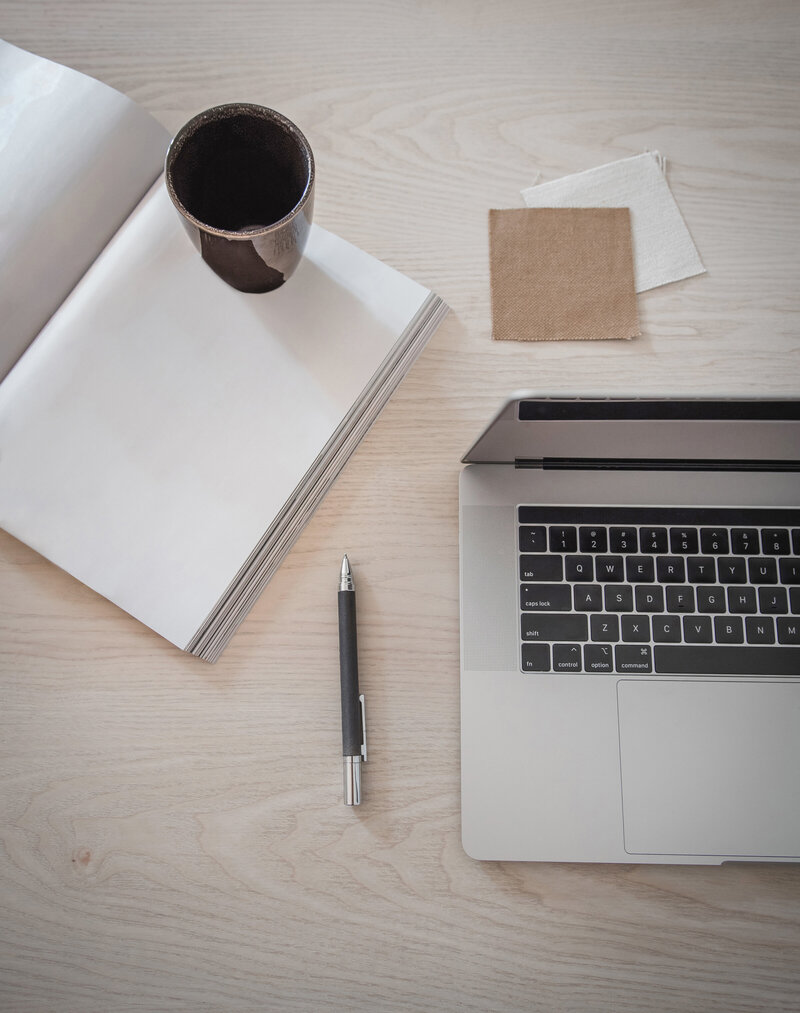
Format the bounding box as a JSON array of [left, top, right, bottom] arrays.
[[165, 103, 315, 293]]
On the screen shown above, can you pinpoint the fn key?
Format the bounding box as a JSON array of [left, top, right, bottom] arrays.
[[522, 644, 550, 672]]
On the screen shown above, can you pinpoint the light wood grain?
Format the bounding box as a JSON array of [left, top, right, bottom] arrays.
[[1, 1, 800, 1009]]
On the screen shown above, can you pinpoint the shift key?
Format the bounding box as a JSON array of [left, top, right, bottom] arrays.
[[521, 613, 588, 642]]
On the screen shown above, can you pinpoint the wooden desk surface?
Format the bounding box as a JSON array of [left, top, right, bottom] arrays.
[[2, 2, 799, 1009]]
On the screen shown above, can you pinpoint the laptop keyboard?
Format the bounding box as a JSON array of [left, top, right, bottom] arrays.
[[518, 506, 800, 676]]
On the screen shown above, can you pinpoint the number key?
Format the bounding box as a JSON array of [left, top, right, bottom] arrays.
[[579, 526, 608, 553], [670, 528, 699, 554], [549, 526, 577, 552], [641, 527, 668, 552], [731, 528, 759, 554], [610, 527, 638, 552], [700, 528, 729, 554], [762, 529, 790, 555]]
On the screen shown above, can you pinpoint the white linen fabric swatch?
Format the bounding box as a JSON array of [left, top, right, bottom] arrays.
[[521, 152, 705, 293]]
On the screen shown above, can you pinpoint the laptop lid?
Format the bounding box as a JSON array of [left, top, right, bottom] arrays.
[[463, 393, 800, 467]]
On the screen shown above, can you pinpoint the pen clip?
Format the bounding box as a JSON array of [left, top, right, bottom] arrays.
[[359, 693, 367, 762]]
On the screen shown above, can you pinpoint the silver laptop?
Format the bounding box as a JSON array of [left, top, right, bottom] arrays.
[[459, 394, 800, 864]]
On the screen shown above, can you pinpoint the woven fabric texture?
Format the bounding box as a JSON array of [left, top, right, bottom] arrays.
[[488, 207, 640, 342]]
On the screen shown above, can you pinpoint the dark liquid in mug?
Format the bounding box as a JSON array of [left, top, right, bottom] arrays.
[[169, 113, 309, 232]]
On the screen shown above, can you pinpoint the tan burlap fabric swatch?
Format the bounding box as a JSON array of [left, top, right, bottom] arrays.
[[488, 207, 640, 341]]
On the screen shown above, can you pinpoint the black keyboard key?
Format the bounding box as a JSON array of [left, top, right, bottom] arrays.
[[758, 586, 788, 615], [573, 584, 603, 611], [728, 586, 757, 614], [610, 527, 638, 552], [793, 530, 800, 554], [748, 557, 778, 585], [779, 558, 800, 584], [553, 644, 583, 671], [565, 555, 594, 581], [714, 615, 744, 644], [656, 556, 685, 582], [521, 644, 551, 672], [520, 554, 562, 581], [579, 526, 608, 553], [762, 529, 790, 555], [791, 587, 800, 614], [652, 615, 681, 643], [626, 555, 655, 582], [622, 614, 650, 642], [777, 617, 800, 645], [641, 528, 668, 553], [521, 613, 588, 642], [519, 525, 547, 552], [605, 585, 633, 612], [655, 645, 800, 675], [696, 585, 726, 613], [684, 615, 713, 643], [670, 527, 699, 554], [666, 585, 695, 613], [520, 584, 572, 611], [549, 526, 577, 552], [634, 585, 664, 612], [700, 528, 729, 554], [731, 528, 760, 554], [717, 556, 747, 584], [745, 616, 775, 645], [595, 555, 624, 581], [590, 614, 619, 642], [687, 556, 716, 583], [615, 644, 653, 673], [584, 644, 614, 672]]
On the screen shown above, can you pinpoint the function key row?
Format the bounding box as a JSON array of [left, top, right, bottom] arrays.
[[519, 525, 800, 556], [520, 554, 800, 585]]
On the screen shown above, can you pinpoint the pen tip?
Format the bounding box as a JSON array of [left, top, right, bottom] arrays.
[[339, 554, 354, 591]]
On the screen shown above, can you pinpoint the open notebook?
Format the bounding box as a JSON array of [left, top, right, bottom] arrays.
[[0, 41, 447, 661]]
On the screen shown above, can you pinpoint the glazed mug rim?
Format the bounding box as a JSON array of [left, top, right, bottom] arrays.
[[164, 102, 315, 241]]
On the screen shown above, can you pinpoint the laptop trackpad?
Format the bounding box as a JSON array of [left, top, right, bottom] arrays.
[[617, 679, 800, 859]]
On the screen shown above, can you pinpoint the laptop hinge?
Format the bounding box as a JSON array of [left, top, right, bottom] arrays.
[[514, 457, 800, 472]]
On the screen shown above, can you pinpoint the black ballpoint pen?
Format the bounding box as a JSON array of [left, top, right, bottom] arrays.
[[338, 555, 366, 805]]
